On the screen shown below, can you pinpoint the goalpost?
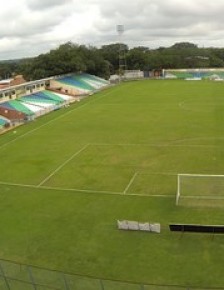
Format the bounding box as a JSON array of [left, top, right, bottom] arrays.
[[176, 174, 224, 206]]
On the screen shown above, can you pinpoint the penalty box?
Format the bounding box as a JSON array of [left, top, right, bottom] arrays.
[[41, 144, 176, 195]]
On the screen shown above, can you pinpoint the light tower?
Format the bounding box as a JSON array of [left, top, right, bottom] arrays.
[[116, 24, 127, 81]]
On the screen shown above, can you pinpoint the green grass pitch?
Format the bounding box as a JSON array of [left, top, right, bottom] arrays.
[[0, 79, 224, 288]]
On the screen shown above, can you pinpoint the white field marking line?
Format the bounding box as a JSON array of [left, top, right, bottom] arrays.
[[170, 136, 224, 142], [0, 180, 120, 194], [182, 195, 224, 200], [138, 172, 177, 176], [0, 87, 119, 151], [137, 171, 224, 177], [178, 173, 224, 177], [123, 172, 138, 194], [0, 181, 174, 198], [42, 187, 173, 198], [38, 144, 89, 187], [90, 142, 221, 148]]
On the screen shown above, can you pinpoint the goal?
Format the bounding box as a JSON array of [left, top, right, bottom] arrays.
[[176, 174, 224, 206]]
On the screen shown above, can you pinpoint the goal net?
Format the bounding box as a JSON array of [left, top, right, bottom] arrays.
[[176, 174, 224, 207]]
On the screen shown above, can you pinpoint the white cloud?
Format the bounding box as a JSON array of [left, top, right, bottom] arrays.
[[1, 0, 224, 59], [26, 0, 72, 10]]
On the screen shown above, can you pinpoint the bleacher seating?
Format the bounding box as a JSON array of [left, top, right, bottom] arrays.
[[20, 94, 58, 105], [45, 91, 72, 101], [0, 74, 109, 132], [165, 69, 224, 80], [0, 118, 8, 126], [82, 73, 109, 85], [56, 73, 109, 93], [19, 102, 45, 114], [0, 100, 34, 116], [78, 73, 109, 89], [18, 90, 73, 117], [58, 76, 92, 92], [41, 91, 66, 102]]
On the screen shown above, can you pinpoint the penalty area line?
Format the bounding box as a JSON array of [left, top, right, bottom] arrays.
[[37, 144, 89, 187], [0, 181, 174, 198], [41, 186, 174, 198], [123, 172, 138, 194]]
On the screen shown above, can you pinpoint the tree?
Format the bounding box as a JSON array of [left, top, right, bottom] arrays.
[[100, 43, 129, 74], [126, 48, 148, 70], [171, 42, 198, 49], [11, 40, 224, 80]]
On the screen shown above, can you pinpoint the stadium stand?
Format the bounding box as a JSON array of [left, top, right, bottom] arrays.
[[164, 69, 224, 80], [19, 90, 73, 114], [57, 76, 92, 91], [0, 117, 10, 126], [45, 90, 73, 102], [0, 89, 75, 125], [82, 73, 109, 85], [20, 95, 59, 105], [19, 102, 44, 114], [0, 100, 34, 116], [77, 73, 109, 89], [50, 73, 109, 96], [19, 96, 59, 117], [0, 73, 109, 133], [40, 90, 67, 102]]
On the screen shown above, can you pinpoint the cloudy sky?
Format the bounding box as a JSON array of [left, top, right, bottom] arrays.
[[1, 0, 224, 60]]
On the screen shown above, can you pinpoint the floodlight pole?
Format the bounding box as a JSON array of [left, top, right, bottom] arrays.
[[116, 24, 126, 82]]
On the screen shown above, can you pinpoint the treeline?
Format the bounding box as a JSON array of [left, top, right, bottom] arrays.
[[1, 41, 224, 80]]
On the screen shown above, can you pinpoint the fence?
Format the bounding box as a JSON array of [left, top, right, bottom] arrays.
[[0, 259, 223, 290]]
